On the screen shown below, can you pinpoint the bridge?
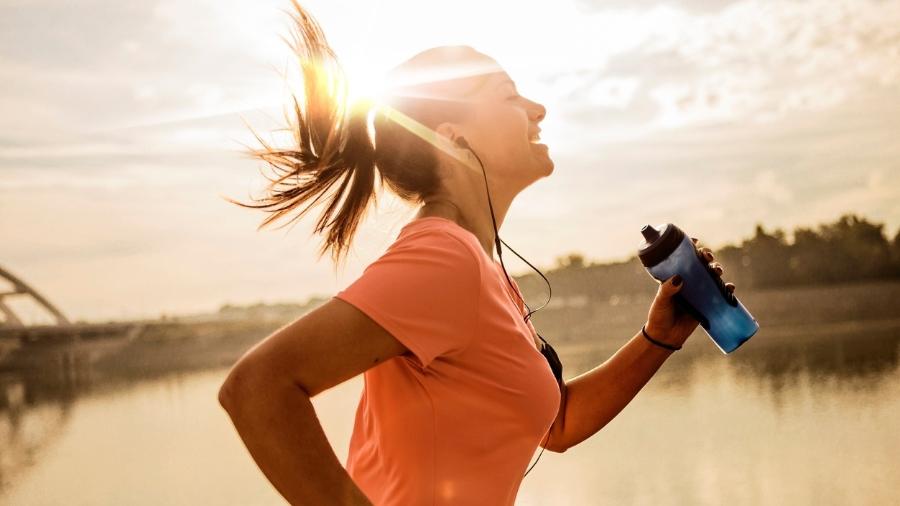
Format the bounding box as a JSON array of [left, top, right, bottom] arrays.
[[0, 264, 146, 373], [0, 264, 71, 328]]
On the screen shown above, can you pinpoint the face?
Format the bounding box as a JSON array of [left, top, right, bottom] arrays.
[[438, 66, 552, 190]]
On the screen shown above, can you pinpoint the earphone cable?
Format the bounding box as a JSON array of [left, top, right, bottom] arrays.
[[460, 139, 555, 477]]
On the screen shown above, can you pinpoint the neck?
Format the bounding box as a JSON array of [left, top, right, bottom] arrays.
[[415, 194, 512, 260]]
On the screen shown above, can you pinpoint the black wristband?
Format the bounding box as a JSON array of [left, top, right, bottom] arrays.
[[641, 324, 682, 351]]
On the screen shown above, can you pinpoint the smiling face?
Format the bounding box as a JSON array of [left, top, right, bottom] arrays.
[[458, 68, 553, 186], [380, 46, 553, 198]]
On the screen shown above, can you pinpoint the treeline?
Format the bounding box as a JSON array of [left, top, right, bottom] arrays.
[[516, 213, 900, 299], [711, 213, 900, 288]]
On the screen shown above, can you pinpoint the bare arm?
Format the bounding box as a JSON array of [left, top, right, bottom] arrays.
[[218, 296, 411, 505], [543, 326, 678, 452], [544, 239, 732, 452]]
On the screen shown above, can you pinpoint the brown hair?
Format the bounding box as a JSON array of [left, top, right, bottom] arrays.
[[224, 0, 498, 271]]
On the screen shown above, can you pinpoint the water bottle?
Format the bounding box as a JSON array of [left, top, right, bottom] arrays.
[[637, 223, 759, 354]]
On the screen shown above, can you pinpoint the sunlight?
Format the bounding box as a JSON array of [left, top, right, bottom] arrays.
[[339, 54, 509, 174], [344, 60, 389, 112]]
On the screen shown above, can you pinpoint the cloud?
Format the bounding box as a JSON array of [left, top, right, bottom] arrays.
[[2, 0, 899, 320], [576, 0, 735, 14], [754, 170, 793, 204], [549, 0, 900, 135], [585, 77, 642, 109]]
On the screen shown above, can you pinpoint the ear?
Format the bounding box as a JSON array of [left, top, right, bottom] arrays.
[[435, 122, 463, 149]]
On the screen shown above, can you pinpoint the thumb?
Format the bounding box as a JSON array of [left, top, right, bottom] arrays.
[[659, 274, 684, 299]]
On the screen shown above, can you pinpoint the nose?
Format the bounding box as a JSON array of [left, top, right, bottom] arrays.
[[527, 99, 546, 123]]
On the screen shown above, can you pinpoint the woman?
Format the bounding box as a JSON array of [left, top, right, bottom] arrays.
[[218, 2, 736, 505]]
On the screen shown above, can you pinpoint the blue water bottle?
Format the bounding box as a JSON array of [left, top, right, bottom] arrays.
[[637, 223, 759, 354]]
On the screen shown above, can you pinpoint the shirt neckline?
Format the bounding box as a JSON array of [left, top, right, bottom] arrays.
[[403, 216, 541, 352], [402, 216, 500, 264], [402, 215, 465, 230], [403, 216, 478, 247]]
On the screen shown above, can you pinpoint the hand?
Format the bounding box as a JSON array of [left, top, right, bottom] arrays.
[[644, 237, 737, 348]]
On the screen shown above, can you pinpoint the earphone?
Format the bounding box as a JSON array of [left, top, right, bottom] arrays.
[[453, 135, 563, 477]]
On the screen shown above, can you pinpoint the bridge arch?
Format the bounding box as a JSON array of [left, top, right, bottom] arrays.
[[0, 264, 71, 327]]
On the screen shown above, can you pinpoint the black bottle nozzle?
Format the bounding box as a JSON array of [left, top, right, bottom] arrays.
[[641, 224, 660, 243], [638, 223, 683, 268]]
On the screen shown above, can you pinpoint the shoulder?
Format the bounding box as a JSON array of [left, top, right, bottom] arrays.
[[394, 224, 483, 273]]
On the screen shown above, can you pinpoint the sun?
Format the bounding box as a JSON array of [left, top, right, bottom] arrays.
[[338, 56, 503, 175], [343, 60, 390, 111]]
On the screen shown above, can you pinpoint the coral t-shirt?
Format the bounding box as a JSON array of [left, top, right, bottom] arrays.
[[333, 216, 562, 505]]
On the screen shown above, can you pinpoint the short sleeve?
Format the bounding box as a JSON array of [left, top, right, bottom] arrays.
[[334, 229, 482, 370]]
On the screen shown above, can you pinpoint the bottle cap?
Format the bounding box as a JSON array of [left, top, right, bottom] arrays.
[[638, 223, 685, 268]]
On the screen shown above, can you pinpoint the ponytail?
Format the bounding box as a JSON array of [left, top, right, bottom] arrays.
[[224, 0, 378, 270], [226, 2, 497, 271]]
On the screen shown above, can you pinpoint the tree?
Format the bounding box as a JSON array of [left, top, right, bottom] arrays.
[[742, 224, 792, 287], [891, 228, 900, 276], [816, 213, 892, 282], [554, 253, 586, 270]]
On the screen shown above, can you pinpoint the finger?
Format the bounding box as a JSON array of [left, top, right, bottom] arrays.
[[662, 274, 684, 296], [711, 262, 723, 275], [725, 282, 735, 293], [702, 248, 714, 262]]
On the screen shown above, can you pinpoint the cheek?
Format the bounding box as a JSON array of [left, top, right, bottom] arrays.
[[474, 107, 530, 164], [476, 128, 510, 159], [492, 116, 528, 149], [479, 105, 527, 139]]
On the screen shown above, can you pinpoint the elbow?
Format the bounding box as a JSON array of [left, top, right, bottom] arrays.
[[544, 430, 569, 454], [218, 373, 239, 413], [217, 360, 308, 413], [218, 379, 235, 411], [217, 363, 257, 413], [545, 391, 569, 453], [548, 440, 569, 453], [540, 440, 568, 454]]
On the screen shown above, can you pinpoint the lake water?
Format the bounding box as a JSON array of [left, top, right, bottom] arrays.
[[1, 321, 898, 505]]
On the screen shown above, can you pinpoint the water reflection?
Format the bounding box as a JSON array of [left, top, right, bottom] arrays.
[[0, 374, 74, 493], [517, 350, 900, 506], [564, 322, 900, 387], [0, 321, 898, 505]]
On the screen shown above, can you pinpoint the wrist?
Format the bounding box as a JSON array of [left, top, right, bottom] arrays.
[[641, 322, 682, 351]]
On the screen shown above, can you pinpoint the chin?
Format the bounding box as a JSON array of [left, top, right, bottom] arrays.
[[540, 158, 555, 177]]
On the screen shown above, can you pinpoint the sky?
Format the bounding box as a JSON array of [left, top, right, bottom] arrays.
[[1, 0, 899, 323]]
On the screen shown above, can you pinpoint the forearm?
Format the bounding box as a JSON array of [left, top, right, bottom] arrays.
[[219, 374, 372, 506], [556, 326, 676, 451]]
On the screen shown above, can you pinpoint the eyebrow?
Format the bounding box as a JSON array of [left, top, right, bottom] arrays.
[[496, 78, 517, 91]]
